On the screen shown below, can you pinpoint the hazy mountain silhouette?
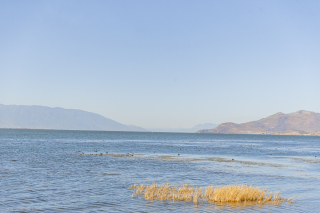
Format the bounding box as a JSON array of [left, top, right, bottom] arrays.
[[126, 125, 149, 132], [197, 110, 320, 135], [147, 123, 217, 133], [0, 104, 145, 132], [190, 123, 218, 132]]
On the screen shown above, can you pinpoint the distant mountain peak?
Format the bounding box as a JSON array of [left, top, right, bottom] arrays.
[[274, 112, 285, 115], [291, 110, 314, 115]]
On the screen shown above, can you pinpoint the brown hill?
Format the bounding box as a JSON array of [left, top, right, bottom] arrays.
[[197, 110, 320, 135]]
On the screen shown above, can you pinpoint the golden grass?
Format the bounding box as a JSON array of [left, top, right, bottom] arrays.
[[130, 183, 292, 205]]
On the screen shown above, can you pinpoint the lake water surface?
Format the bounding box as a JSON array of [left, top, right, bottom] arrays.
[[1, 129, 320, 212]]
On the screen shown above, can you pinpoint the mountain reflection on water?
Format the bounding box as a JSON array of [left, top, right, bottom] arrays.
[[1, 129, 319, 212]]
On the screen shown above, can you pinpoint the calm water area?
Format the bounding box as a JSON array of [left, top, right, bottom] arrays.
[[1, 129, 320, 212]]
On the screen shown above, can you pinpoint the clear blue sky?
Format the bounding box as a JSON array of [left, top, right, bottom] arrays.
[[1, 0, 319, 128]]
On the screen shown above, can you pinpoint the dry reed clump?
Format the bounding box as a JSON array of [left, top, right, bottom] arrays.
[[130, 183, 203, 204], [130, 183, 292, 205]]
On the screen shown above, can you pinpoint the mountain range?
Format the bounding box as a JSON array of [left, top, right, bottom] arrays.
[[197, 110, 320, 136], [0, 104, 149, 132], [6, 104, 316, 136], [0, 104, 211, 133]]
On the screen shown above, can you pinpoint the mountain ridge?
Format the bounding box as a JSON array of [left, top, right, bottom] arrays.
[[197, 110, 320, 136], [0, 104, 145, 132]]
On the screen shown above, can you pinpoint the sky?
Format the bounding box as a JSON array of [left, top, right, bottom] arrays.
[[1, 0, 320, 128]]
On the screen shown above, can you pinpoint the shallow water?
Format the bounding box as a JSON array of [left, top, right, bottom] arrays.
[[1, 129, 320, 212]]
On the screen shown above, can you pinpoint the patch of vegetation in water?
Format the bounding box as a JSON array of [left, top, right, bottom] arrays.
[[130, 183, 293, 205], [85, 153, 286, 167]]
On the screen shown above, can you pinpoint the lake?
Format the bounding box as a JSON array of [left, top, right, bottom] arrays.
[[1, 129, 319, 212]]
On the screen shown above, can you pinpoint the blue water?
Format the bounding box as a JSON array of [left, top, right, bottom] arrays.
[[1, 129, 320, 212]]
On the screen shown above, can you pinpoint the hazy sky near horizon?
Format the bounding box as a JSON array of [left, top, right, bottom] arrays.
[[1, 0, 320, 128]]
